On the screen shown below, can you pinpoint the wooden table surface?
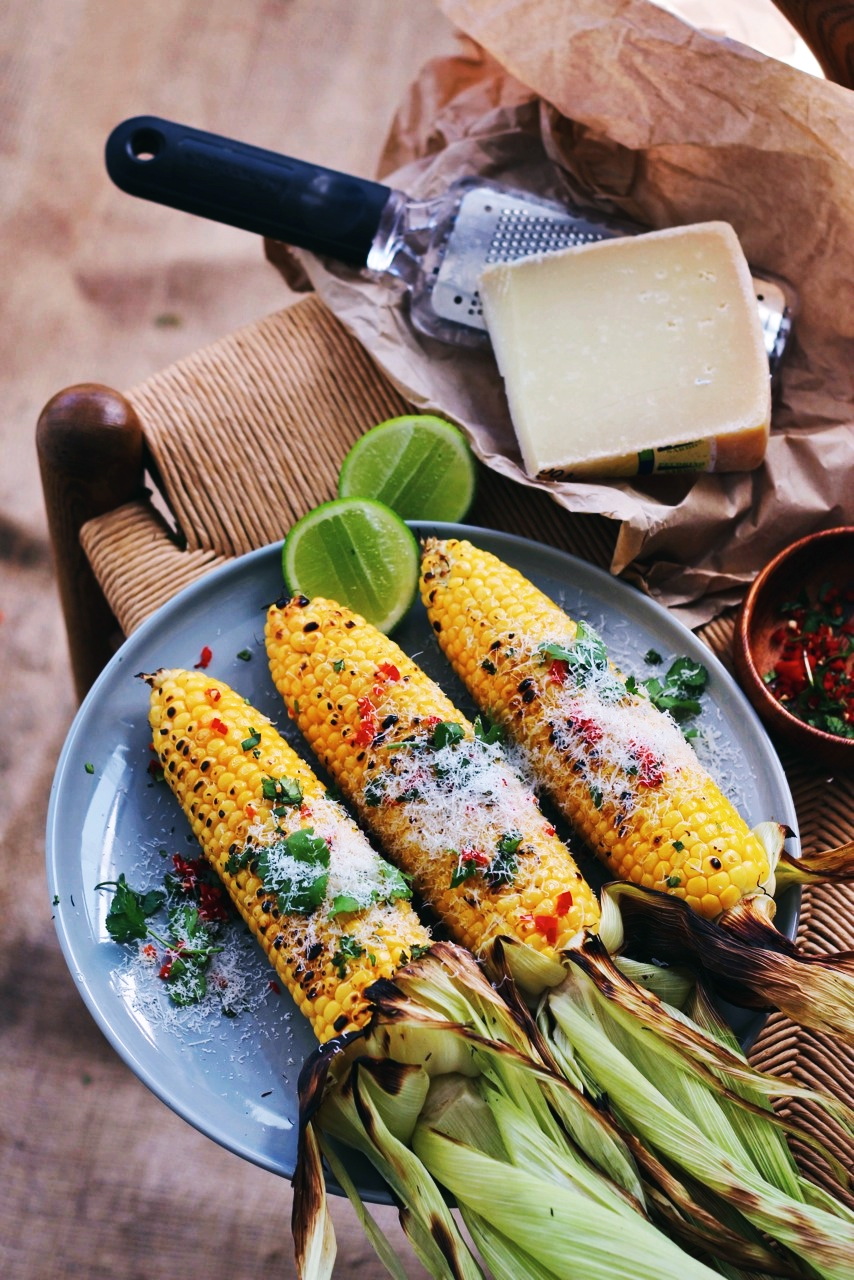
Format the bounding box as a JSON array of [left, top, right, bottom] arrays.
[[3, 5, 456, 1278], [1, 3, 840, 1279]]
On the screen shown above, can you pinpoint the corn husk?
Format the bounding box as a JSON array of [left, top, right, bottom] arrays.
[[603, 880, 854, 1043], [295, 942, 740, 1279], [534, 945, 854, 1280]]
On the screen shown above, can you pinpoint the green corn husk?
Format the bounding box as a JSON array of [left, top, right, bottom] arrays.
[[316, 1134, 413, 1280], [307, 1053, 483, 1280], [411, 1123, 722, 1280], [623, 1135, 810, 1279], [292, 1118, 337, 1280], [685, 985, 854, 1212], [296, 942, 744, 1280], [604, 879, 854, 1045], [773, 837, 854, 895], [463, 1209, 566, 1280], [371, 945, 648, 1203], [534, 948, 854, 1280], [494, 933, 854, 1146], [295, 925, 854, 1280]]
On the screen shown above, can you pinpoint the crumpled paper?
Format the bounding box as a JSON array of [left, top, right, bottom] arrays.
[[266, 0, 854, 624]]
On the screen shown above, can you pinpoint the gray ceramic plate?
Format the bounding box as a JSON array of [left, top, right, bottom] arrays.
[[46, 523, 799, 1187]]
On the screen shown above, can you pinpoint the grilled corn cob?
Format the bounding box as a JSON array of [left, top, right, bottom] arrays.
[[419, 537, 772, 922], [264, 598, 854, 1279], [147, 668, 430, 1042], [265, 597, 601, 963]]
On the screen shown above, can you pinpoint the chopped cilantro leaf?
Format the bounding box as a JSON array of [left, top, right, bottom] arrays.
[[225, 843, 256, 876], [282, 828, 330, 865], [329, 894, 362, 917], [363, 774, 387, 807], [261, 775, 303, 806], [641, 656, 709, 731], [377, 862, 412, 903], [430, 720, 465, 749], [96, 875, 165, 943], [450, 854, 479, 888], [254, 828, 330, 916], [474, 714, 503, 745], [487, 832, 522, 888], [539, 622, 623, 700], [332, 934, 365, 978]]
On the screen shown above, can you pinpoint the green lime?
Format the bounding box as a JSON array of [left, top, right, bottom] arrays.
[[281, 497, 419, 633], [338, 414, 476, 522]]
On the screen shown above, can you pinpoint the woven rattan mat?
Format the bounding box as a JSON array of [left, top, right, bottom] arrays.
[[81, 295, 854, 1202]]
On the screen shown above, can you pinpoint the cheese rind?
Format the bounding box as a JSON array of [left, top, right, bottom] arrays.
[[479, 221, 771, 480]]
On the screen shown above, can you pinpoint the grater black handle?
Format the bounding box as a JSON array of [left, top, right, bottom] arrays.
[[105, 116, 392, 267]]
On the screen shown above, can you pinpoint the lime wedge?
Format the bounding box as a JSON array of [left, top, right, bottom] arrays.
[[338, 415, 476, 522], [281, 498, 419, 633]]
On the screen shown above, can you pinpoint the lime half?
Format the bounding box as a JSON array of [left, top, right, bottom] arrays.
[[281, 498, 419, 633], [338, 414, 476, 522]]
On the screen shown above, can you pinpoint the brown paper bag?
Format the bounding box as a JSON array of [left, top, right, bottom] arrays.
[[267, 0, 854, 624]]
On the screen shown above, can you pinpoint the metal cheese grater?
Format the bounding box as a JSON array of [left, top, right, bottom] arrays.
[[395, 179, 794, 376], [425, 183, 636, 330], [106, 117, 795, 377]]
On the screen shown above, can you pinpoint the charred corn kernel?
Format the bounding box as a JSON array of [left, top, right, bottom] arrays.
[[265, 598, 601, 964], [419, 538, 772, 921], [147, 669, 430, 1042]]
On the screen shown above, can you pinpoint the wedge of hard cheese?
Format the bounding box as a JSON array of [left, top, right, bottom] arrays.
[[479, 221, 771, 480]]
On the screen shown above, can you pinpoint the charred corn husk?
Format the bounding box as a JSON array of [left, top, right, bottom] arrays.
[[419, 537, 854, 1044], [146, 668, 430, 1042], [266, 597, 854, 1280], [265, 596, 601, 967], [419, 537, 774, 921]]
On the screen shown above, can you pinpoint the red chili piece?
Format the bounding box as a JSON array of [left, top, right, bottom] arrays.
[[765, 584, 854, 738], [354, 695, 378, 747], [533, 914, 559, 946], [195, 645, 213, 670], [210, 717, 229, 737], [632, 743, 665, 789], [568, 710, 603, 749]]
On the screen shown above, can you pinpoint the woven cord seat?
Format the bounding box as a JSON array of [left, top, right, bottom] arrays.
[[38, 292, 854, 1205]]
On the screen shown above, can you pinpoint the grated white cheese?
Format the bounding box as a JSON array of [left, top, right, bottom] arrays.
[[367, 733, 537, 865], [115, 919, 288, 1043]]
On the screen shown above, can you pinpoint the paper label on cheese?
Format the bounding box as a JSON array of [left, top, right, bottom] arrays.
[[479, 221, 771, 479], [541, 438, 716, 480]]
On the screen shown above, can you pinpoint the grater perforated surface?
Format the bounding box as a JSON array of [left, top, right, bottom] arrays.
[[428, 183, 793, 374], [431, 185, 616, 329]]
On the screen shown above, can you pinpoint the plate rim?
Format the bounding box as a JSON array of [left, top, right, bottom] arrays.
[[46, 521, 799, 1182]]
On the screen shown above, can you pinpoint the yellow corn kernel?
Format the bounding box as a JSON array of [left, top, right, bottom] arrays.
[[265, 598, 601, 965], [419, 538, 772, 921], [147, 668, 430, 1042]]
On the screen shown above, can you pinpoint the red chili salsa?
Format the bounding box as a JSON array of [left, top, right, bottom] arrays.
[[764, 583, 854, 739]]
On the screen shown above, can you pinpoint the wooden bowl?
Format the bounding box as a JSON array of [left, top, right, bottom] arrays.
[[733, 527, 854, 772]]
